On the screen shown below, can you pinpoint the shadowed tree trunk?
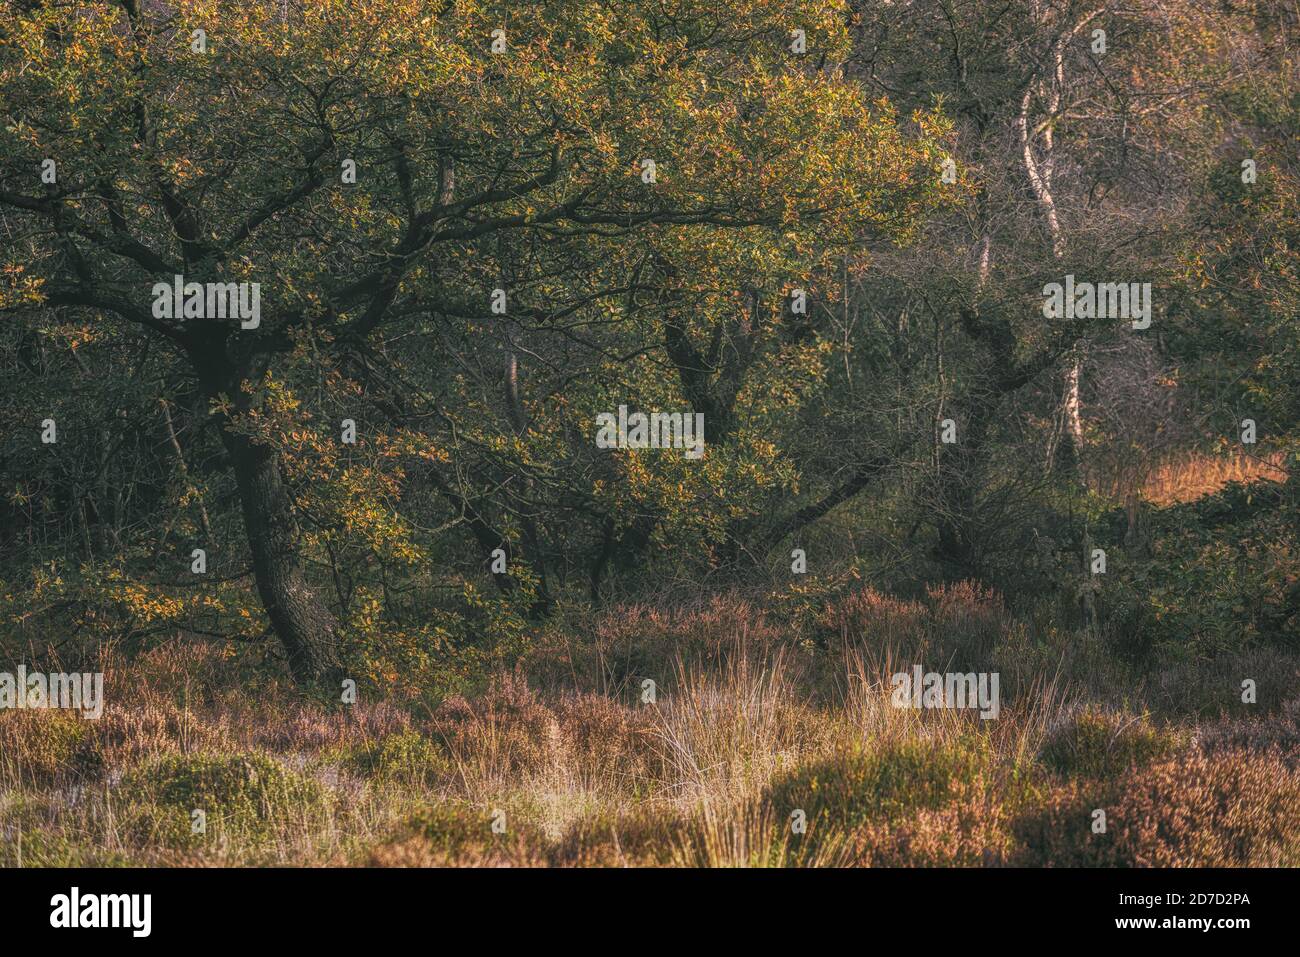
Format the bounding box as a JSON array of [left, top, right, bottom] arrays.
[[186, 322, 341, 686], [222, 427, 341, 686]]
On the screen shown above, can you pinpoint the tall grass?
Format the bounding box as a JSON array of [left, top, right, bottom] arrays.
[[1, 584, 1297, 867], [1139, 451, 1288, 505]]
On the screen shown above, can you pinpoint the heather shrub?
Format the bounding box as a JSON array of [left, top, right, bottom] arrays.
[[815, 586, 928, 649], [0, 710, 99, 788], [1199, 697, 1300, 763], [1013, 749, 1300, 866], [1146, 648, 1300, 719], [765, 739, 991, 858], [431, 674, 568, 777], [925, 580, 1008, 666], [809, 582, 1005, 669], [549, 693, 658, 789], [527, 594, 796, 696], [852, 794, 1014, 867]]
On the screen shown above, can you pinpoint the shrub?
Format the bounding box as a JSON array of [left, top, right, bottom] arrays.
[[0, 794, 126, 866], [552, 804, 689, 866], [764, 739, 990, 859], [1013, 749, 1300, 866], [368, 802, 543, 866], [430, 674, 568, 777], [1038, 706, 1184, 779], [814, 587, 928, 650], [0, 710, 100, 788], [1146, 648, 1300, 719], [1199, 697, 1300, 764], [1130, 477, 1300, 660], [342, 730, 451, 788], [852, 795, 1013, 867], [926, 580, 1008, 665], [120, 753, 331, 848], [0, 826, 131, 867]]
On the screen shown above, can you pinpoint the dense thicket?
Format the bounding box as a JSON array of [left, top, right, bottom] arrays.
[[1, 0, 1295, 692]]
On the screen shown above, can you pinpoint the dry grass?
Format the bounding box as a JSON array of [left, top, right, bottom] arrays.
[[2, 587, 1298, 867], [1139, 451, 1288, 506]]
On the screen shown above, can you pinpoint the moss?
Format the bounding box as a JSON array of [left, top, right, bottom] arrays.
[[120, 753, 331, 848]]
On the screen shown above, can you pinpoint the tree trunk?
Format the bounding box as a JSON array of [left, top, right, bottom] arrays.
[[1062, 356, 1085, 474], [222, 428, 340, 686]]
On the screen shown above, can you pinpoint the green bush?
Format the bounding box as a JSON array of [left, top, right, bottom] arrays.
[[553, 804, 689, 866], [0, 826, 131, 867], [120, 753, 331, 848], [408, 803, 506, 857], [1039, 706, 1184, 779], [342, 730, 452, 788], [1131, 479, 1300, 660], [0, 710, 100, 788], [368, 801, 544, 866], [764, 739, 990, 858]]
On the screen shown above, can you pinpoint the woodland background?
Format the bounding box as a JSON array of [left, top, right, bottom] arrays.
[[0, 0, 1297, 867]]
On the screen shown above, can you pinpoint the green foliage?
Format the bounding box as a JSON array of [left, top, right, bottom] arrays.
[[1039, 706, 1184, 780], [0, 0, 955, 688], [341, 730, 451, 788], [0, 823, 131, 867], [403, 803, 499, 858], [342, 580, 538, 702], [1129, 477, 1300, 659], [120, 753, 331, 848], [765, 738, 991, 856], [0, 0, 1296, 880], [370, 801, 545, 865]]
